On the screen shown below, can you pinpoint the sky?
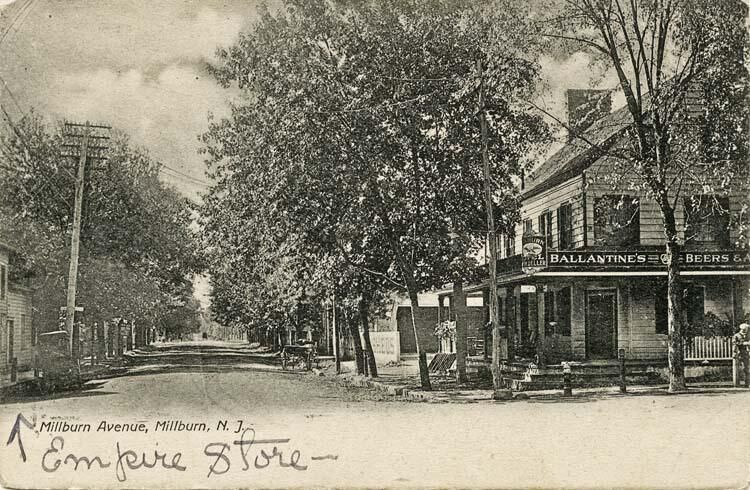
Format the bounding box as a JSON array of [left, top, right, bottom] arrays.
[[0, 0, 630, 199], [0, 0, 633, 307], [0, 0, 265, 199]]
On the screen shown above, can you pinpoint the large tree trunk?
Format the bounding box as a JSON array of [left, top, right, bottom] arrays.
[[359, 298, 378, 377], [348, 307, 366, 375], [660, 202, 687, 392], [665, 239, 687, 392], [406, 285, 432, 390], [453, 280, 468, 383]]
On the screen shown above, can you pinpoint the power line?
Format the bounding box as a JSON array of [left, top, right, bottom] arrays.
[[0, 74, 27, 119], [0, 0, 35, 48], [159, 164, 212, 186]]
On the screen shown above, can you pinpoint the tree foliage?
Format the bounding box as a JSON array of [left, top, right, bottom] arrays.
[[0, 113, 203, 336], [200, 0, 550, 377]]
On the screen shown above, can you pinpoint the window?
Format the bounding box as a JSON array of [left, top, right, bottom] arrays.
[[556, 287, 572, 336], [557, 203, 573, 250], [504, 232, 515, 258], [523, 218, 533, 236], [0, 265, 5, 300], [684, 196, 730, 248], [685, 285, 705, 327], [593, 195, 640, 247], [538, 210, 553, 249], [544, 290, 555, 326]]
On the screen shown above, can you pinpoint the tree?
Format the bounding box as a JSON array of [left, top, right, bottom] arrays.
[[202, 0, 548, 389], [543, 0, 748, 392], [0, 113, 202, 346]]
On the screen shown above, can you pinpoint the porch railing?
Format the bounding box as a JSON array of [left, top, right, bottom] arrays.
[[683, 336, 733, 361]]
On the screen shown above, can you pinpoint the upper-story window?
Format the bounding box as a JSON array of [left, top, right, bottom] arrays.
[[593, 194, 640, 247], [684, 195, 730, 248], [557, 203, 573, 250], [538, 210, 553, 249], [0, 265, 6, 300], [523, 219, 533, 236]]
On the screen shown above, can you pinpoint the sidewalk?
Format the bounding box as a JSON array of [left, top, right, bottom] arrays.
[[324, 358, 748, 403]]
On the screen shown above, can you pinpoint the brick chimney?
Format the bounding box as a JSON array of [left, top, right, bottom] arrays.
[[566, 89, 612, 141]]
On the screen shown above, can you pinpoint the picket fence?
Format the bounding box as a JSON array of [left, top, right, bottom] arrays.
[[683, 336, 733, 361]]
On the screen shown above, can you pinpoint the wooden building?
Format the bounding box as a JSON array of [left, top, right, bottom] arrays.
[[441, 90, 750, 387], [0, 242, 35, 387]]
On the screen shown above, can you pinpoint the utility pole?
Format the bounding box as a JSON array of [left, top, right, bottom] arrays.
[[332, 295, 340, 374], [477, 59, 512, 400], [62, 122, 110, 358]]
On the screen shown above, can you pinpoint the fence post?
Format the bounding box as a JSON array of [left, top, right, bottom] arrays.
[[562, 361, 572, 397], [618, 348, 627, 393], [733, 357, 739, 387]]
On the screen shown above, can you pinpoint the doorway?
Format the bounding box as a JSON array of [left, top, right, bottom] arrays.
[[585, 290, 617, 359]]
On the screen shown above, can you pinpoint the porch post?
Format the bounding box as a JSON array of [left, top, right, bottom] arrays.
[[512, 285, 521, 361], [537, 286, 546, 366], [437, 294, 443, 353]]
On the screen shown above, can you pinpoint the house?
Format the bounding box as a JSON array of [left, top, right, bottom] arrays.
[[0, 242, 35, 388], [372, 292, 440, 354], [440, 89, 750, 388]]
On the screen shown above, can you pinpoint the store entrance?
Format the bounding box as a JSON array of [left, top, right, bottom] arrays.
[[586, 290, 617, 359]]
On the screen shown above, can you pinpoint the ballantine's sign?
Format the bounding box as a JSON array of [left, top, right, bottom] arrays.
[[546, 250, 750, 269], [521, 234, 546, 273]]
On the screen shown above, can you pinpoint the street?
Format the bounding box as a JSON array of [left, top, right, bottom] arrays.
[[1, 340, 749, 489]]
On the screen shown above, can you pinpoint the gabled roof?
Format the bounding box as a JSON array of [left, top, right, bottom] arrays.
[[522, 102, 634, 199]]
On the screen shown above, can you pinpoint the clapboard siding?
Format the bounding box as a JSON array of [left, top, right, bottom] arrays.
[[511, 175, 585, 256], [585, 157, 750, 247], [8, 287, 33, 369]]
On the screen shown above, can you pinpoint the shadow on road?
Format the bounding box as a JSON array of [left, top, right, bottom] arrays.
[[105, 341, 292, 379], [1, 381, 117, 405]]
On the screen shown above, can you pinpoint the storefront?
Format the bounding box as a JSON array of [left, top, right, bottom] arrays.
[[486, 248, 750, 365]]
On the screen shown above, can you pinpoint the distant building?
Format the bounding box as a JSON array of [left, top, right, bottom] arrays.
[[0, 242, 34, 387], [373, 292, 440, 354]]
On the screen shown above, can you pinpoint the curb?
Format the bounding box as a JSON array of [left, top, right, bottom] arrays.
[[338, 374, 413, 397]]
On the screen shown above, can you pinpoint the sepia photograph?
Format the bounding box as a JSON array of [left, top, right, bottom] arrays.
[[0, 0, 749, 488]]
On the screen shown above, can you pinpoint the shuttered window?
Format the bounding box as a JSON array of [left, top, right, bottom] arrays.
[[557, 203, 573, 250], [556, 287, 572, 336], [538, 210, 553, 249]]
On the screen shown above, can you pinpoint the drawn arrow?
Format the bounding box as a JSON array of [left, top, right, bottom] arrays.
[[6, 413, 36, 462]]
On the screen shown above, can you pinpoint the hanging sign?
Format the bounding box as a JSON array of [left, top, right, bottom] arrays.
[[521, 233, 547, 274]]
